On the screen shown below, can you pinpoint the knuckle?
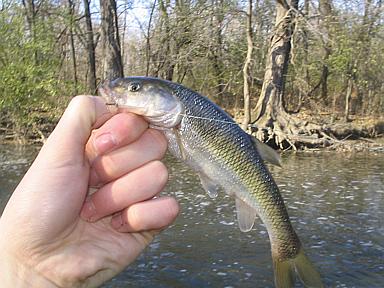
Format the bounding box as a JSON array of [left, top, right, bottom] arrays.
[[69, 95, 92, 108]]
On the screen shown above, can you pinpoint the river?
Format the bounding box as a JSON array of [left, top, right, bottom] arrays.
[[0, 144, 383, 287]]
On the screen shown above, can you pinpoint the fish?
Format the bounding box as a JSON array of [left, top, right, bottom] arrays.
[[99, 76, 323, 288]]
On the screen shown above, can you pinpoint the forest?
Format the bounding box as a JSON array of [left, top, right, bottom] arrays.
[[0, 0, 383, 149]]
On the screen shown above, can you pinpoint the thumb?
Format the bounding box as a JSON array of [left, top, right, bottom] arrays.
[[0, 96, 116, 245], [39, 96, 115, 167], [0, 96, 114, 227]]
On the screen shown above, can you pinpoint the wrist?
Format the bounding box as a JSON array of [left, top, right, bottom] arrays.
[[0, 249, 58, 288]]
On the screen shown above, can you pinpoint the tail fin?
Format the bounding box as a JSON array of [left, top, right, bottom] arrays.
[[273, 248, 323, 288]]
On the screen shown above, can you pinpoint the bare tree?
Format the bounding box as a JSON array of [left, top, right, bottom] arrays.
[[22, 0, 37, 40], [67, 0, 78, 93], [251, 0, 302, 147], [83, 0, 97, 93], [252, 0, 298, 122], [210, 0, 226, 105], [250, 0, 331, 149], [318, 0, 333, 104], [22, 0, 38, 63], [100, 0, 124, 80], [145, 0, 157, 76], [242, 0, 253, 130]]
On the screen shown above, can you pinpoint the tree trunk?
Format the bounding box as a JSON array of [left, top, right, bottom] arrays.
[[145, 0, 157, 76], [157, 0, 174, 80], [22, 0, 37, 62], [121, 2, 127, 69], [242, 0, 253, 130], [67, 0, 78, 94], [210, 0, 225, 106], [250, 0, 327, 149], [318, 0, 333, 105], [22, 0, 36, 40], [252, 0, 298, 122], [303, 0, 310, 87], [83, 0, 97, 93], [100, 0, 124, 81], [344, 77, 353, 122]]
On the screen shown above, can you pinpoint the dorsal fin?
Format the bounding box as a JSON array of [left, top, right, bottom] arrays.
[[250, 136, 282, 167]]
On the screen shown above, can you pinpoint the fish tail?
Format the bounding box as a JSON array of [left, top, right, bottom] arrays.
[[273, 248, 323, 288]]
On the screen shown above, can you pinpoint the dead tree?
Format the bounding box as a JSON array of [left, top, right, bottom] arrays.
[[251, 0, 328, 149]]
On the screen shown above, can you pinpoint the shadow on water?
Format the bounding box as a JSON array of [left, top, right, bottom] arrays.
[[1, 144, 383, 287]]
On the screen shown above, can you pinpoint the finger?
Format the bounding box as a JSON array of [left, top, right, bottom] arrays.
[[86, 113, 149, 163], [89, 129, 167, 186], [81, 161, 168, 222], [110, 196, 180, 232]]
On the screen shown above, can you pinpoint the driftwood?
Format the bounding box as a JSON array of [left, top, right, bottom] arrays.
[[244, 110, 384, 151]]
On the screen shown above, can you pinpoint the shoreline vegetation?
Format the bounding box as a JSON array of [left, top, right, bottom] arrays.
[[1, 1, 383, 152], [1, 106, 383, 152]]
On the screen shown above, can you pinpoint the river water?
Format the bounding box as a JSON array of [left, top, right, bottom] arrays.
[[0, 144, 383, 287]]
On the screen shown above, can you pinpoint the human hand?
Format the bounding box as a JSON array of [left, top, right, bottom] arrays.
[[0, 96, 179, 287]]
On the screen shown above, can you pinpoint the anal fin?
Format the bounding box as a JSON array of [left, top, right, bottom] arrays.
[[235, 198, 257, 232]]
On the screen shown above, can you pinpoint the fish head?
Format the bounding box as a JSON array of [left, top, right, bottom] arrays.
[[99, 77, 184, 128]]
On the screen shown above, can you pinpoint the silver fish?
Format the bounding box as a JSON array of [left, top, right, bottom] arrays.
[[100, 76, 323, 288]]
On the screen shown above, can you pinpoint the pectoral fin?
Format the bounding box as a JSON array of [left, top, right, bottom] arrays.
[[198, 173, 220, 198], [251, 137, 282, 167], [235, 198, 257, 232]]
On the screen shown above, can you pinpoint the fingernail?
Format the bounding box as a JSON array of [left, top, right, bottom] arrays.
[[94, 133, 117, 154], [81, 197, 97, 222], [111, 214, 123, 230]]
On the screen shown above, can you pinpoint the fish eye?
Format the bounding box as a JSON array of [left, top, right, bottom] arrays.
[[128, 82, 141, 92]]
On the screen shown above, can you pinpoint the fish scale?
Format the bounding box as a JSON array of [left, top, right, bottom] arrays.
[[100, 76, 323, 288], [169, 81, 300, 258]]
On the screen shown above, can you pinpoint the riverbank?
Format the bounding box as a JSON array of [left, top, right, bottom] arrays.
[[1, 110, 383, 152], [286, 112, 384, 152], [0, 109, 58, 145]]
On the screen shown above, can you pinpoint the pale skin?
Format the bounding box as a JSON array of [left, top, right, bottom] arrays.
[[0, 96, 180, 287]]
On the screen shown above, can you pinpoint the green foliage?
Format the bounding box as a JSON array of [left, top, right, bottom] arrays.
[[0, 4, 71, 131]]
